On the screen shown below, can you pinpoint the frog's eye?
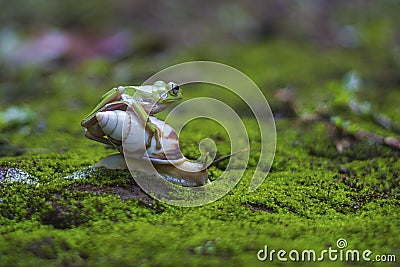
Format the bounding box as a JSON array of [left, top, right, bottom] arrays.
[[169, 82, 180, 96]]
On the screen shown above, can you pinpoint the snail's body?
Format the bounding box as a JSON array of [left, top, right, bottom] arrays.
[[94, 153, 209, 186]]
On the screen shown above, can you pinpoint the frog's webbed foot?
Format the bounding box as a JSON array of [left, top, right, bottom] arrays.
[[146, 126, 162, 150], [130, 102, 162, 150], [154, 131, 162, 150]]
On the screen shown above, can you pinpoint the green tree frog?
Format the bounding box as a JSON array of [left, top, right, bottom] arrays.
[[81, 81, 182, 149]]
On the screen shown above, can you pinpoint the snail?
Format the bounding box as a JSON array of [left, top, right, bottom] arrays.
[[92, 109, 240, 186]]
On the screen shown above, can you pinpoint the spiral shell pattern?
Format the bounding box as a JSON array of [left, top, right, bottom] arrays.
[[96, 110, 184, 163]]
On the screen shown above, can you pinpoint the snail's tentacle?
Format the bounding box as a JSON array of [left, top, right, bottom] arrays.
[[210, 148, 248, 167]]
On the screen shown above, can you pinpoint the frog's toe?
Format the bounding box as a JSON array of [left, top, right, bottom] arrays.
[[146, 135, 153, 148], [155, 139, 162, 150]]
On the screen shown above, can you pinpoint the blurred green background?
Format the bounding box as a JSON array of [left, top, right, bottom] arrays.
[[1, 0, 399, 98], [1, 0, 399, 149], [0, 1, 399, 266], [1, 0, 400, 155]]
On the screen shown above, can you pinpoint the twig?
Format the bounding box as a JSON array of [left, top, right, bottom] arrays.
[[275, 89, 400, 152], [326, 115, 400, 151], [348, 99, 400, 134], [373, 113, 400, 134]]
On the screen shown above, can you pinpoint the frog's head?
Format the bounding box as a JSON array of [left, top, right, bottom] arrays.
[[154, 81, 182, 103]]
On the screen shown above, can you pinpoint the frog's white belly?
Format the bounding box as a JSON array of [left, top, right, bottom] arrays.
[[141, 101, 168, 114], [121, 94, 168, 114]]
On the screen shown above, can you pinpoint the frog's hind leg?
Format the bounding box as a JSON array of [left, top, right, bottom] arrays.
[[131, 102, 162, 149]]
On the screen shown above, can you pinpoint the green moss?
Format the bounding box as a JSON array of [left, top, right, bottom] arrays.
[[1, 36, 400, 266], [1, 115, 398, 266]]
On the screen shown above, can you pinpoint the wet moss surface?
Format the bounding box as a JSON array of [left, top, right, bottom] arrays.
[[1, 38, 399, 267]]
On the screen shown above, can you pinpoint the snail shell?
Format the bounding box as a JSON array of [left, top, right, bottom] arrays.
[[96, 110, 184, 163]]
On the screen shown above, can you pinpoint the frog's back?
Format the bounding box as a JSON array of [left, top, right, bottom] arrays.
[[81, 86, 125, 126], [123, 85, 159, 95]]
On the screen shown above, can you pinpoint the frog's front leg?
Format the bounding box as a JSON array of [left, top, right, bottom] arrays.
[[131, 102, 162, 149]]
